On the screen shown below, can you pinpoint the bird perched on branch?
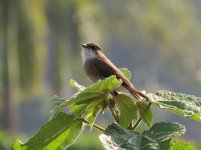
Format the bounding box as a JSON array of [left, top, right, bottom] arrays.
[[81, 42, 150, 101]]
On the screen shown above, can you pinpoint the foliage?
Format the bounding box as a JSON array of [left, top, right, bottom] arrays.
[[151, 91, 201, 122], [13, 113, 84, 150], [99, 122, 185, 150], [12, 69, 200, 149], [0, 130, 15, 150], [1, 0, 201, 140]]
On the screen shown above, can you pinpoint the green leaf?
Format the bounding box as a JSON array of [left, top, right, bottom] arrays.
[[169, 140, 195, 150], [87, 101, 101, 128], [12, 140, 23, 150], [70, 99, 101, 129], [51, 95, 65, 105], [99, 122, 185, 150], [51, 96, 76, 113], [136, 101, 153, 127], [120, 68, 131, 80], [13, 113, 84, 150], [115, 94, 137, 128], [85, 75, 122, 94], [51, 76, 121, 132], [71, 99, 99, 116], [71, 103, 89, 117], [52, 75, 122, 114], [70, 79, 85, 91], [142, 122, 186, 150], [151, 90, 201, 122], [99, 123, 158, 150]]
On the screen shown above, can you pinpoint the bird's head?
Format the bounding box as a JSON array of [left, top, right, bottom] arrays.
[[81, 43, 102, 52]]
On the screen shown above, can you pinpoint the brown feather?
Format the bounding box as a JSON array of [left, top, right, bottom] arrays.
[[82, 43, 149, 101], [95, 51, 149, 100]]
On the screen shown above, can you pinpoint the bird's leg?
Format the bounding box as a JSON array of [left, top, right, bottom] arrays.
[[135, 91, 151, 102]]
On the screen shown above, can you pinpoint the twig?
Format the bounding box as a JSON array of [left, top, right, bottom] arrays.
[[80, 118, 105, 132]]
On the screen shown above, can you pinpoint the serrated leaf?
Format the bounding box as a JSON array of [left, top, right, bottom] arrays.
[[142, 122, 186, 150], [169, 140, 195, 150], [13, 113, 84, 150], [99, 122, 185, 150], [52, 75, 122, 114], [120, 68, 131, 80], [69, 79, 85, 91], [136, 101, 153, 127], [115, 94, 137, 128], [99, 123, 158, 150], [150, 90, 201, 122]]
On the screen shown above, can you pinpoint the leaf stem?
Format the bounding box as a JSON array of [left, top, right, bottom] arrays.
[[108, 98, 119, 122], [110, 106, 119, 122], [131, 102, 152, 130], [132, 117, 142, 130], [80, 118, 105, 132]]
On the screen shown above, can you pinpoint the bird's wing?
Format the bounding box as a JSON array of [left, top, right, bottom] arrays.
[[95, 51, 137, 90], [96, 51, 150, 101], [93, 57, 116, 78]]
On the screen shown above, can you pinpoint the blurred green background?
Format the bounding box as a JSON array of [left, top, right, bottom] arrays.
[[1, 0, 201, 149]]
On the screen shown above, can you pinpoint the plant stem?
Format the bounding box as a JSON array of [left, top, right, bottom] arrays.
[[110, 105, 119, 122], [132, 117, 142, 130], [80, 118, 105, 132], [108, 98, 119, 122], [131, 102, 152, 130]]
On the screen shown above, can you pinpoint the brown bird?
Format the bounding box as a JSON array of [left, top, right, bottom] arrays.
[[81, 42, 149, 101]]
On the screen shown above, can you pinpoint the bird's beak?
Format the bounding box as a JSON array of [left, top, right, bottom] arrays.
[[81, 44, 87, 48]]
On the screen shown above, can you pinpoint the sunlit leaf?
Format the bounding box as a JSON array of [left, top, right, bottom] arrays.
[[13, 113, 84, 150], [120, 68, 131, 80], [169, 140, 195, 150], [150, 90, 201, 122], [12, 140, 23, 150], [71, 103, 89, 117], [51, 76, 122, 113], [70, 99, 101, 129], [70, 79, 85, 91], [87, 101, 101, 128]]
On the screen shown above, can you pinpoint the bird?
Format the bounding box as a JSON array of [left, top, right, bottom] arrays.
[[81, 42, 150, 101]]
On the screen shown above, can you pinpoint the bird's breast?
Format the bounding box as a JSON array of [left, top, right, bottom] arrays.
[[82, 48, 97, 64], [84, 59, 102, 82]]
